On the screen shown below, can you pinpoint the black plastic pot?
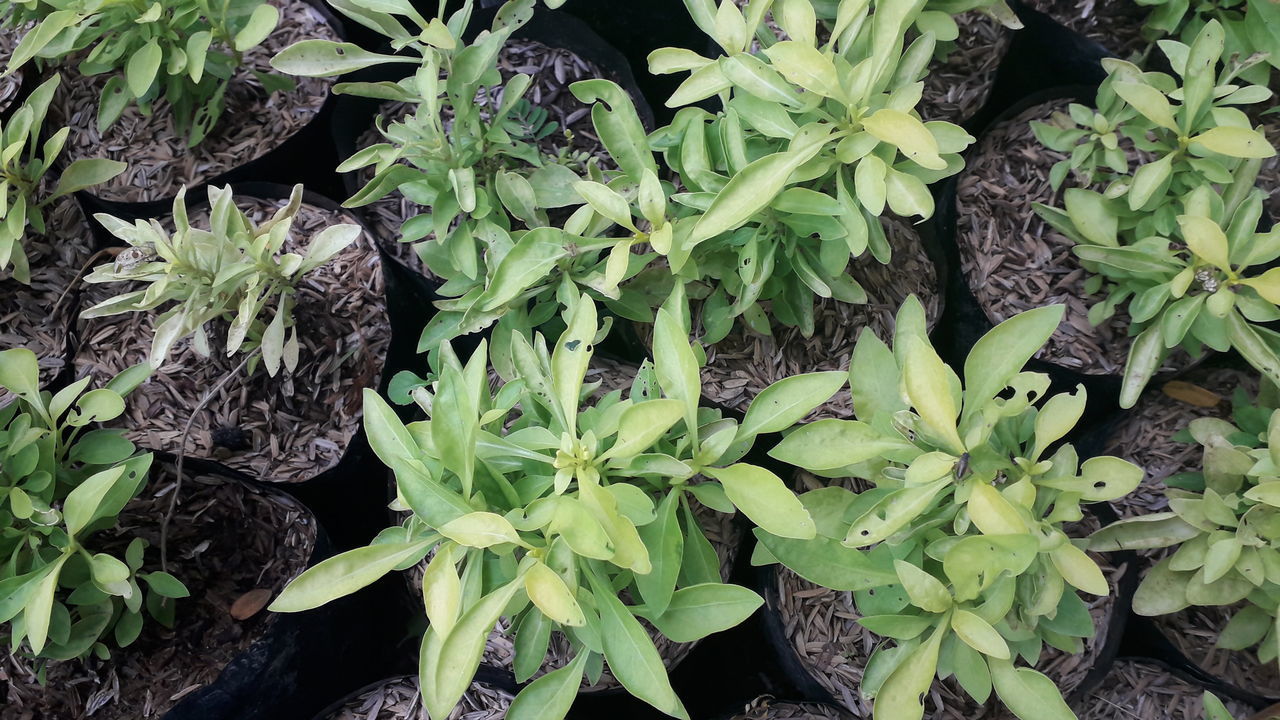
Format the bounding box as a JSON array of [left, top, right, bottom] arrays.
[[70, 0, 350, 217]]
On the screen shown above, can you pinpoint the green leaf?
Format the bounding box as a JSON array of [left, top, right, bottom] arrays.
[[126, 41, 162, 97], [269, 540, 432, 612], [762, 40, 840, 98], [844, 478, 950, 548], [1113, 81, 1177, 130], [270, 40, 415, 77], [421, 544, 461, 635], [603, 399, 684, 461], [902, 336, 963, 453], [653, 305, 701, 444], [894, 560, 952, 613], [952, 608, 1011, 659], [688, 138, 826, 246], [704, 464, 815, 539], [426, 578, 524, 720], [51, 159, 127, 199], [769, 419, 914, 471], [507, 652, 588, 720], [636, 491, 683, 618], [873, 623, 945, 720], [0, 348, 42, 407], [439, 512, 525, 548], [960, 305, 1065, 425], [861, 109, 947, 171], [988, 658, 1076, 720], [24, 554, 69, 654], [1193, 126, 1275, 159], [525, 560, 586, 626], [1178, 214, 1231, 270], [233, 3, 280, 52], [757, 529, 898, 591], [594, 577, 690, 719], [62, 466, 128, 536], [646, 583, 763, 643], [740, 371, 846, 437]]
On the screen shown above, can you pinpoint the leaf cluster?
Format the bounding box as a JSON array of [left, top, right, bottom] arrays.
[[0, 349, 187, 662], [1031, 21, 1280, 406], [270, 293, 839, 720], [1091, 382, 1280, 667], [753, 298, 1143, 720], [641, 0, 975, 340], [80, 184, 361, 376], [2, 0, 289, 146], [0, 74, 126, 283]]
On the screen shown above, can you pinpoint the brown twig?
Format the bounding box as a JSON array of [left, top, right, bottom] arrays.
[[159, 349, 259, 573], [48, 246, 122, 317]]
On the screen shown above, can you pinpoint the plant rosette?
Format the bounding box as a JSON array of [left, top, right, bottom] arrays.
[[1103, 367, 1258, 520], [40, 0, 341, 204], [752, 297, 1144, 720], [73, 184, 389, 483], [320, 675, 513, 720], [1074, 659, 1253, 720], [346, 35, 624, 276], [762, 474, 1127, 720], [953, 94, 1206, 384], [637, 214, 941, 420], [1090, 393, 1280, 699], [4, 462, 318, 719], [269, 294, 825, 720], [1019, 0, 1152, 60], [726, 696, 857, 720]]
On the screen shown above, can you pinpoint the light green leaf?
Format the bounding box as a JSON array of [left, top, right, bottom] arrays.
[[269, 540, 432, 612], [740, 371, 846, 438], [704, 464, 815, 540]]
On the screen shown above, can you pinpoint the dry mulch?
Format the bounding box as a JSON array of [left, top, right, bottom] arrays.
[[0, 195, 94, 405], [0, 29, 24, 115], [1076, 659, 1253, 720], [1105, 368, 1257, 519], [693, 218, 939, 419], [770, 475, 1121, 719], [355, 38, 612, 272], [729, 697, 856, 720], [323, 677, 511, 720], [1, 464, 315, 720], [47, 0, 337, 203], [1023, 0, 1151, 60], [920, 10, 1012, 125], [75, 196, 388, 483], [956, 99, 1161, 376], [1158, 603, 1280, 700]]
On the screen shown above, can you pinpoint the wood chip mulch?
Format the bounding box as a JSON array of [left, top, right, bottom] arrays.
[[770, 475, 1121, 719], [1, 463, 315, 720], [74, 196, 388, 483], [920, 10, 1012, 125], [46, 0, 337, 203], [354, 38, 613, 272], [1158, 603, 1280, 700], [955, 99, 1163, 376], [0, 195, 94, 406], [1023, 0, 1151, 60], [1076, 659, 1253, 720], [730, 696, 856, 720], [1104, 368, 1257, 520], [322, 676, 511, 720], [691, 217, 939, 419], [0, 29, 24, 115]]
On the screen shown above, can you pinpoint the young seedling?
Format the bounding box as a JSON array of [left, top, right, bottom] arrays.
[[754, 297, 1143, 720], [269, 293, 821, 720], [80, 184, 361, 376]]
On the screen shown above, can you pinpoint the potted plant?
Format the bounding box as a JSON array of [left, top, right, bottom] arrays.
[[952, 20, 1275, 404], [273, 0, 655, 351], [636, 0, 973, 416], [74, 183, 389, 483], [0, 74, 126, 403], [0, 347, 321, 719], [754, 297, 1143, 720], [1101, 366, 1258, 519], [1090, 387, 1280, 700], [3, 0, 343, 204], [269, 294, 821, 719]]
